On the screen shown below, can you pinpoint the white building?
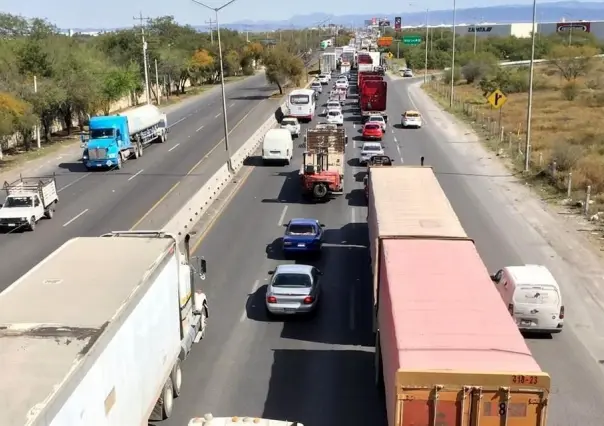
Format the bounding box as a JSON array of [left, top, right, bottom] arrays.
[[404, 20, 604, 40]]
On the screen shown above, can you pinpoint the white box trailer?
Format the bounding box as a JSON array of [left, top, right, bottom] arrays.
[[0, 231, 209, 425], [188, 414, 304, 426]]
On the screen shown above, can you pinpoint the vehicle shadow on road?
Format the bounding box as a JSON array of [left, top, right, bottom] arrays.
[[346, 189, 366, 207], [262, 349, 387, 426], [261, 170, 314, 205], [58, 162, 88, 173], [229, 95, 269, 101]]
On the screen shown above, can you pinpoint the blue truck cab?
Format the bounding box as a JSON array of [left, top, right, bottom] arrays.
[[82, 116, 133, 170]]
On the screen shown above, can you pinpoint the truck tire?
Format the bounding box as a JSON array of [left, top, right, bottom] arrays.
[[171, 358, 183, 397], [150, 378, 174, 421], [138, 142, 144, 157], [28, 217, 36, 231], [116, 154, 122, 170], [45, 208, 53, 219], [313, 183, 328, 199]]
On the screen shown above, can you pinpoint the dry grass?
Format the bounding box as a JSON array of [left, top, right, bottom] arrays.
[[426, 60, 604, 195]]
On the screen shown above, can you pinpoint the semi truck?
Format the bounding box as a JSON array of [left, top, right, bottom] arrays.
[[300, 126, 347, 200], [357, 52, 373, 72], [82, 104, 168, 170], [0, 174, 58, 231], [368, 166, 551, 426], [320, 52, 337, 74], [359, 74, 387, 122], [0, 231, 209, 425]]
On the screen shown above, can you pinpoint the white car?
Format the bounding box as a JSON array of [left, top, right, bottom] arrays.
[[401, 110, 422, 128], [360, 142, 384, 165], [335, 79, 349, 90], [403, 69, 414, 77], [318, 74, 329, 85], [367, 114, 386, 132], [326, 109, 344, 126], [323, 101, 342, 115], [311, 81, 323, 93], [280, 117, 301, 138]]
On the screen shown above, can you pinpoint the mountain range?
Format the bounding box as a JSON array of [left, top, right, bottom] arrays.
[[67, 2, 604, 34]]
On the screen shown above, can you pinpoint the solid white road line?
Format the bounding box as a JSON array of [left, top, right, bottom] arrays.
[[63, 209, 89, 227]]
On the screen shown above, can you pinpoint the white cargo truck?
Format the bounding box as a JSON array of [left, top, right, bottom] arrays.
[[0, 175, 58, 231], [0, 231, 209, 425]]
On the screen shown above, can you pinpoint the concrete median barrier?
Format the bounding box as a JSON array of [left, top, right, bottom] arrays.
[[163, 79, 313, 240]]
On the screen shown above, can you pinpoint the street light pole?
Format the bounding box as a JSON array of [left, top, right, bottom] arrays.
[[449, 0, 457, 107], [424, 9, 429, 83], [191, 0, 237, 174], [524, 0, 538, 172], [473, 19, 478, 53]]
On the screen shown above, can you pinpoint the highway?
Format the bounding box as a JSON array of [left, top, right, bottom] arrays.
[[160, 73, 604, 425], [0, 72, 287, 289]]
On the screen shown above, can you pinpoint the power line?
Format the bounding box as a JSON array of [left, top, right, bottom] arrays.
[[205, 19, 217, 44], [133, 12, 153, 104]]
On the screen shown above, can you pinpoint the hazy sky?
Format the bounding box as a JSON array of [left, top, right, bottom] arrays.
[[3, 0, 592, 28]]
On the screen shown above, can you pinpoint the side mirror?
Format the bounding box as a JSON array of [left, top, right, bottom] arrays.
[[489, 274, 497, 282], [345, 137, 349, 145], [0, 204, 3, 208], [320, 223, 325, 227], [282, 223, 288, 227], [268, 270, 275, 275]]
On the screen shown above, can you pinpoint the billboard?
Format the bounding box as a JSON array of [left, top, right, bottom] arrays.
[[372, 17, 377, 25], [379, 19, 391, 27], [557, 22, 591, 33], [468, 26, 493, 32], [394, 17, 402, 31]]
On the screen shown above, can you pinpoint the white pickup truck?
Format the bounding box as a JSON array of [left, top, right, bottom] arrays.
[[0, 175, 58, 231]]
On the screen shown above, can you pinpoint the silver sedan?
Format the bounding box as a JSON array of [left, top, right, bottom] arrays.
[[265, 264, 322, 316]]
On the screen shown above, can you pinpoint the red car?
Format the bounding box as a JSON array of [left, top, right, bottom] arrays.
[[362, 123, 383, 140]]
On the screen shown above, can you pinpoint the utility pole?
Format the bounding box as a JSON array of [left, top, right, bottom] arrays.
[[154, 59, 160, 105], [133, 12, 152, 105], [33, 76, 40, 149], [206, 19, 216, 44]]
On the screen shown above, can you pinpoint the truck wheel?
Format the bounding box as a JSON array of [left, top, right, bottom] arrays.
[[138, 143, 144, 157], [28, 217, 36, 231], [45, 208, 53, 219], [199, 302, 208, 339], [171, 358, 183, 397], [151, 378, 174, 420], [133, 145, 140, 159], [313, 183, 328, 198], [115, 154, 122, 170]]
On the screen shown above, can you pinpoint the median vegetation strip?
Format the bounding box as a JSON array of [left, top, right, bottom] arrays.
[[0, 13, 321, 173], [413, 29, 604, 223]]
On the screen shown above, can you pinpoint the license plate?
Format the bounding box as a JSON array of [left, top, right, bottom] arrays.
[[7, 224, 15, 227], [297, 243, 306, 247], [283, 308, 296, 313]]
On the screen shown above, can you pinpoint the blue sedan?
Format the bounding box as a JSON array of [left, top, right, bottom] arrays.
[[282, 218, 325, 256]]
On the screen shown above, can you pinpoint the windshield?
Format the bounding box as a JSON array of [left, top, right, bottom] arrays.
[[514, 286, 560, 305], [90, 128, 114, 138], [328, 111, 340, 117], [273, 273, 312, 288], [4, 196, 32, 207], [290, 94, 310, 105], [287, 223, 316, 235], [363, 145, 381, 151]]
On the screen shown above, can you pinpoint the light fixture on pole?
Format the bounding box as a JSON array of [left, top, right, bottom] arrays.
[[191, 0, 238, 174], [449, 0, 457, 107], [524, 0, 537, 172]]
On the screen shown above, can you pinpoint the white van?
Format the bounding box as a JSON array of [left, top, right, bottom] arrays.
[[262, 128, 293, 165], [490, 264, 564, 335]]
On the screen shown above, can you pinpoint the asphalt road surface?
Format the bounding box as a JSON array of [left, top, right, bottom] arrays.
[[0, 72, 286, 289], [158, 73, 604, 426]]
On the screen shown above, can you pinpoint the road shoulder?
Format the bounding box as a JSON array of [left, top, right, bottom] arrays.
[[409, 79, 604, 367]]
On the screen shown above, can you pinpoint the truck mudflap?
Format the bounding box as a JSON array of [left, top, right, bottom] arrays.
[[395, 371, 550, 426]]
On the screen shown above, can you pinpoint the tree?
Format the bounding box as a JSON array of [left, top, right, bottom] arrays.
[[99, 66, 138, 115], [189, 49, 215, 84], [247, 42, 263, 66], [547, 44, 599, 82], [224, 50, 240, 76], [0, 92, 37, 155], [263, 48, 304, 94]]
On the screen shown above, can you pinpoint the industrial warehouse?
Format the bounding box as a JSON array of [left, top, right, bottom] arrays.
[[401, 19, 604, 39]]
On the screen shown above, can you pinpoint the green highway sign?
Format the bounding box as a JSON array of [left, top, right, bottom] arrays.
[[402, 35, 421, 45]]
